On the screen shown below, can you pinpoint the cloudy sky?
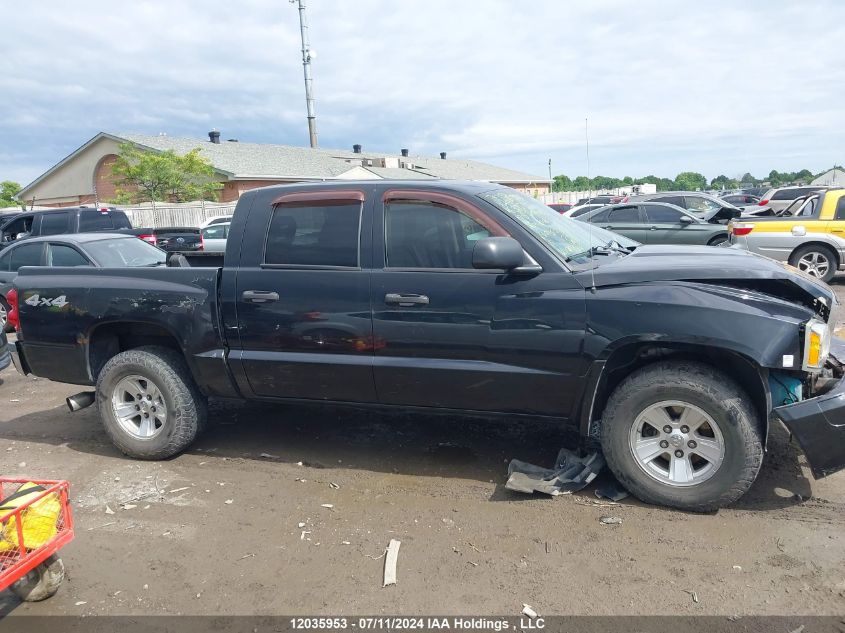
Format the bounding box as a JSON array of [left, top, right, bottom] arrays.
[[2, 0, 844, 186]]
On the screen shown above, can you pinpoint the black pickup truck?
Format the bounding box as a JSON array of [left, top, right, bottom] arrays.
[[7, 180, 845, 511]]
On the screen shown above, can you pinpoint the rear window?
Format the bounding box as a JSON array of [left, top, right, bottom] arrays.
[[78, 210, 131, 231], [772, 188, 814, 201], [653, 195, 685, 207], [264, 202, 361, 268], [202, 224, 229, 240]]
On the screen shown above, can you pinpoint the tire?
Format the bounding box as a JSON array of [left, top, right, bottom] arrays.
[[600, 361, 763, 512], [96, 346, 207, 460], [0, 295, 10, 333], [789, 244, 837, 283], [10, 555, 65, 601], [707, 234, 728, 247]]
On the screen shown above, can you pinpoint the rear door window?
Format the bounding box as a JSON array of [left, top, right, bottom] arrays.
[[39, 212, 70, 236], [607, 207, 642, 223], [264, 202, 361, 268], [835, 197, 845, 220], [79, 210, 130, 231], [9, 243, 44, 271]]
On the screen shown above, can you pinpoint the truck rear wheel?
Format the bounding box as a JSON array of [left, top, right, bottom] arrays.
[[96, 346, 207, 460], [600, 361, 763, 512]]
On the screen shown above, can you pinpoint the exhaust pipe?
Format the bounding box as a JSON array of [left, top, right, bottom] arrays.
[[66, 391, 95, 412]]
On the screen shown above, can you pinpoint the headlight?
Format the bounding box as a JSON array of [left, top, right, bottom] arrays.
[[803, 319, 831, 371]]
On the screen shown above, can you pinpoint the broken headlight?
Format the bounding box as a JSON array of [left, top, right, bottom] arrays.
[[803, 319, 831, 372]]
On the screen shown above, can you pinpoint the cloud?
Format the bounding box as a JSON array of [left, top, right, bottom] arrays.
[[1, 0, 843, 186]]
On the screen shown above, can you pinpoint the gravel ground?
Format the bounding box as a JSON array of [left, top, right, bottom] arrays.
[[1, 282, 845, 618]]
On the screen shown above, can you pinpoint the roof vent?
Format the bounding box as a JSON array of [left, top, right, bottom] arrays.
[[353, 144, 362, 154], [401, 148, 409, 157], [209, 130, 221, 144], [227, 138, 238, 142], [440, 152, 447, 160]]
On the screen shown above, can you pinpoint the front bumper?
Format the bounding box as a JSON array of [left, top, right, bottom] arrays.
[[774, 340, 845, 479], [7, 340, 30, 376]]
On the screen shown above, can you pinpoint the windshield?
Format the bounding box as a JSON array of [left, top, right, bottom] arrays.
[[87, 237, 166, 267], [479, 189, 626, 262]]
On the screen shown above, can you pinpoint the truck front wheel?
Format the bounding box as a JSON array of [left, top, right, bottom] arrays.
[[600, 361, 763, 512], [96, 346, 207, 460]]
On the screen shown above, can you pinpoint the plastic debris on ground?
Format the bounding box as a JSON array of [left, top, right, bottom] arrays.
[[594, 480, 629, 502], [599, 515, 623, 525], [383, 539, 401, 587], [505, 448, 605, 496]]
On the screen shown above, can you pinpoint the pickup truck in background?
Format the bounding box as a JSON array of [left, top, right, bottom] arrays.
[[0, 206, 133, 251], [7, 180, 845, 511]]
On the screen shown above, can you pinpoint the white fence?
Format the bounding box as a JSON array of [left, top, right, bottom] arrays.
[[539, 183, 658, 205], [118, 202, 236, 228]]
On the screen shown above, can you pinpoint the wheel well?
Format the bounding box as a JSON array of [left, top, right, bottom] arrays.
[[789, 241, 839, 266], [707, 233, 728, 245], [589, 343, 768, 440], [88, 322, 183, 381]]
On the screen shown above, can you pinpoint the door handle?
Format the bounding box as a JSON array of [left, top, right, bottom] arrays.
[[242, 290, 280, 303], [650, 226, 658, 230], [385, 293, 429, 307]]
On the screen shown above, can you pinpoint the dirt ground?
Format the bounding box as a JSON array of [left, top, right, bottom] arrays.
[[1, 285, 845, 618]]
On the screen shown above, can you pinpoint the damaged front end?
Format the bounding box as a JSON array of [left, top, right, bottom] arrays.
[[774, 338, 845, 479]]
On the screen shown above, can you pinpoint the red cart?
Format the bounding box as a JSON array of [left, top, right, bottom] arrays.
[[0, 478, 74, 601]]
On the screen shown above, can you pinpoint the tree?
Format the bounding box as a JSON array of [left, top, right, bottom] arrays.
[[552, 174, 572, 192], [0, 181, 22, 208], [621, 176, 633, 186], [111, 143, 221, 203], [710, 174, 738, 190], [740, 172, 758, 186], [674, 171, 707, 191], [571, 175, 592, 191]]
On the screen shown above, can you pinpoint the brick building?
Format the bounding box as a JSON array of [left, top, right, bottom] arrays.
[[17, 131, 551, 207]]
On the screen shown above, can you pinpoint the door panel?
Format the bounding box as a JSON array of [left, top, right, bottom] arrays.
[[232, 192, 377, 402], [371, 191, 586, 417]]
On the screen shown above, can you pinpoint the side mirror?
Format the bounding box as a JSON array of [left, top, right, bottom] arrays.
[[679, 216, 694, 225], [472, 237, 524, 270]]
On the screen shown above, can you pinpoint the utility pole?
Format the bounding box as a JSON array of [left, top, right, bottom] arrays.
[[291, 0, 318, 148], [548, 158, 553, 196]]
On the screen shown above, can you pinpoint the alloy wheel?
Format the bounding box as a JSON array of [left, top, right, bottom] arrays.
[[628, 400, 725, 487], [111, 374, 168, 439]]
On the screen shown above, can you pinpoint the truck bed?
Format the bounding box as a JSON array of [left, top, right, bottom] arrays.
[[12, 266, 233, 395]]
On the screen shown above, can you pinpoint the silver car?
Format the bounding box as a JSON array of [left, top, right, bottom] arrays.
[[201, 222, 229, 253], [757, 186, 827, 215]]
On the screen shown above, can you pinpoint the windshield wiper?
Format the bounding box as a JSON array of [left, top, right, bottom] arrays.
[[565, 240, 631, 263]]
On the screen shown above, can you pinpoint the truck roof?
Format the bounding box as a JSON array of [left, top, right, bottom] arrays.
[[239, 179, 509, 202]]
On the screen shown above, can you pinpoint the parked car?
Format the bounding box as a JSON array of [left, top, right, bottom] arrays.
[[7, 180, 844, 512], [742, 193, 820, 218], [0, 207, 133, 252], [200, 222, 230, 253], [575, 202, 730, 246], [135, 227, 203, 252], [728, 188, 845, 282], [547, 203, 573, 214], [199, 215, 233, 229], [575, 195, 622, 206], [721, 194, 760, 205], [756, 186, 828, 215], [0, 234, 166, 329], [628, 192, 744, 221], [562, 203, 605, 218]]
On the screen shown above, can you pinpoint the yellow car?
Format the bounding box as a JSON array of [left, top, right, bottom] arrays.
[[728, 188, 845, 282]]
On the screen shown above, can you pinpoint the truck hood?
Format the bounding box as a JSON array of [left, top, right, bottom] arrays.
[[575, 244, 835, 319]]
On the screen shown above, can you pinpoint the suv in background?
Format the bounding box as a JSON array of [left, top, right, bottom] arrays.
[[757, 186, 828, 215], [628, 191, 743, 223], [0, 206, 132, 251]]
